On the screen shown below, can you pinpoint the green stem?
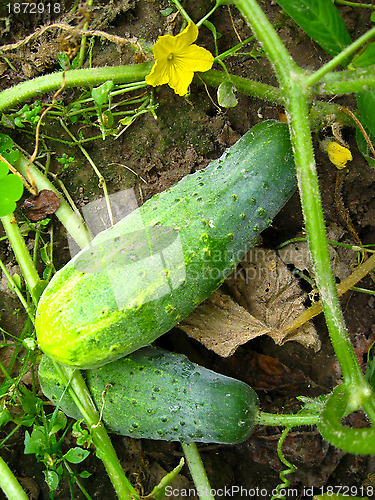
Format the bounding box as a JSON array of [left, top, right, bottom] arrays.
[[233, 0, 300, 87], [335, 0, 374, 9], [0, 63, 152, 113], [1, 215, 40, 305], [317, 384, 375, 454], [199, 69, 284, 105], [0, 455, 29, 500], [2, 208, 131, 497], [196, 0, 220, 27], [257, 411, 319, 427], [59, 120, 114, 226], [315, 64, 375, 95], [169, 0, 193, 23], [234, 0, 365, 389], [77, 0, 94, 68], [53, 363, 139, 500], [287, 84, 363, 387], [180, 443, 215, 500], [215, 36, 255, 61], [306, 26, 375, 87]]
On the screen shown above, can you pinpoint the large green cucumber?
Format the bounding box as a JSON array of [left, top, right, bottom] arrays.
[[36, 120, 296, 369], [38, 347, 260, 444]]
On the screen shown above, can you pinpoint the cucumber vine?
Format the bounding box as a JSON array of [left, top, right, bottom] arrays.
[[1, 0, 375, 498]]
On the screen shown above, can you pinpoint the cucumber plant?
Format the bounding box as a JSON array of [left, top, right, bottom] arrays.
[[1, 0, 375, 498]]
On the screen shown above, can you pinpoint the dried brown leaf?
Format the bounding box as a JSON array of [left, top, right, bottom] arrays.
[[21, 189, 61, 221], [179, 247, 320, 357]]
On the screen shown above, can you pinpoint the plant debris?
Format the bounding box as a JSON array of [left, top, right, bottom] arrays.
[[20, 189, 61, 221], [179, 248, 320, 357]]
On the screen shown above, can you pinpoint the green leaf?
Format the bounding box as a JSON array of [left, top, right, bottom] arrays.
[[276, 0, 352, 57], [0, 408, 11, 428], [24, 427, 46, 455], [92, 81, 115, 109], [160, 7, 173, 16], [0, 174, 24, 216], [145, 458, 184, 500], [0, 134, 20, 164], [217, 80, 238, 107], [355, 124, 375, 168], [356, 90, 375, 137], [43, 470, 60, 491], [79, 470, 91, 479], [0, 161, 8, 179], [350, 42, 375, 68], [31, 279, 49, 302], [63, 447, 90, 464], [0, 134, 23, 216], [49, 410, 67, 434]]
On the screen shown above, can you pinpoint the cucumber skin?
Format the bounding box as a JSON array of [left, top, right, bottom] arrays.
[[38, 347, 260, 444], [36, 120, 296, 369]]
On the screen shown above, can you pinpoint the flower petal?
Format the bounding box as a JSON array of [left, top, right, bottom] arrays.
[[177, 45, 214, 72], [145, 59, 170, 87], [172, 22, 199, 53], [152, 34, 176, 60], [327, 141, 352, 169], [168, 64, 194, 96]]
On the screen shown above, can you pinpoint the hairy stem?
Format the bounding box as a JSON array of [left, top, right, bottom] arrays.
[[0, 63, 153, 113], [234, 0, 367, 388]]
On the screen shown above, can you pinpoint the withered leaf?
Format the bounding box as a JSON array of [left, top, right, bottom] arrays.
[[21, 189, 61, 222], [179, 247, 320, 357]]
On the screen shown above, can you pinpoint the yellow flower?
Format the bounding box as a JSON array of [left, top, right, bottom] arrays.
[[145, 22, 214, 96], [326, 141, 352, 169]]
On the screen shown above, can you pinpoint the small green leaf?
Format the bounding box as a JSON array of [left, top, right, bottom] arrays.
[[31, 279, 49, 302], [355, 125, 375, 168], [356, 90, 375, 137], [92, 81, 115, 109], [160, 7, 173, 16], [23, 337, 37, 350], [0, 408, 11, 428], [0, 134, 20, 164], [43, 470, 60, 491], [276, 0, 352, 58], [0, 173, 24, 217], [24, 427, 46, 455], [145, 457, 184, 500], [49, 410, 67, 434], [63, 447, 90, 464], [102, 109, 114, 128], [350, 42, 375, 68], [79, 470, 91, 479], [0, 134, 23, 216], [218, 80, 238, 107]]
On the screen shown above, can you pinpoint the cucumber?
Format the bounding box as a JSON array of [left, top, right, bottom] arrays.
[[36, 120, 296, 369], [38, 347, 260, 444]]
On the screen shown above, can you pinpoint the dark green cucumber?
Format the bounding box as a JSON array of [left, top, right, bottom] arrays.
[[36, 120, 296, 368], [38, 347, 260, 444]]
